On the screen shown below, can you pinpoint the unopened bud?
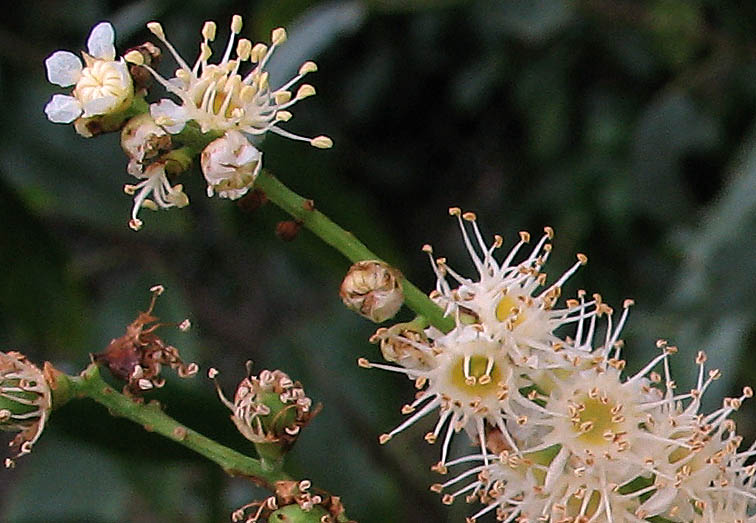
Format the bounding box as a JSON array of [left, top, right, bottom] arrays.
[[0, 352, 52, 467], [340, 261, 404, 323], [371, 324, 432, 369], [201, 130, 261, 200], [121, 114, 171, 175]]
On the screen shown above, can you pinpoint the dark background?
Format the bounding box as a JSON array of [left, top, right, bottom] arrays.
[[1, 1, 755, 521]]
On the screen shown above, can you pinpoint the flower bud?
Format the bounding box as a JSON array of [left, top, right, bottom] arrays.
[[370, 323, 433, 370], [200, 130, 261, 200], [339, 260, 404, 323], [121, 114, 171, 175], [0, 351, 52, 468], [210, 365, 319, 460]]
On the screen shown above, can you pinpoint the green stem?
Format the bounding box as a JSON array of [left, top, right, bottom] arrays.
[[57, 364, 290, 487], [255, 170, 455, 333]]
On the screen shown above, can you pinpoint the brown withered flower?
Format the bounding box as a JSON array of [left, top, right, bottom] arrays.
[[93, 285, 197, 396]]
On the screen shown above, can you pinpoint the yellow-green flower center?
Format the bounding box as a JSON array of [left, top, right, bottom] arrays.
[[574, 396, 619, 446], [449, 354, 501, 395], [495, 294, 525, 326]]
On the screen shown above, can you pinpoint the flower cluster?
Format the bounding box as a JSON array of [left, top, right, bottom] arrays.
[[359, 209, 756, 521], [44, 16, 332, 230]]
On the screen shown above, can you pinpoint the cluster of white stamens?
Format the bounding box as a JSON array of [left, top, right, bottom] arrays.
[[125, 16, 332, 149], [360, 209, 756, 522]]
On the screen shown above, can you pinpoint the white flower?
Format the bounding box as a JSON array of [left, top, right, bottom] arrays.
[[425, 208, 610, 369], [200, 130, 261, 199], [44, 22, 133, 124], [360, 325, 534, 469], [436, 343, 756, 522], [129, 15, 333, 150], [123, 163, 189, 231]]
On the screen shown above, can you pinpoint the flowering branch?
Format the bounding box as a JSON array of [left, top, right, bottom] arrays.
[[254, 170, 455, 333], [54, 363, 291, 487]]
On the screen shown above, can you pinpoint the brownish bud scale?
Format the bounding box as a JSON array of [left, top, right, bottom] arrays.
[[0, 351, 53, 468], [124, 41, 161, 94], [93, 286, 197, 396], [276, 220, 302, 242], [237, 189, 268, 213], [339, 260, 404, 323], [210, 365, 320, 460]]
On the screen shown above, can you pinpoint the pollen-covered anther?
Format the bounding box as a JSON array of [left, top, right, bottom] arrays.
[[310, 136, 334, 149], [425, 432, 438, 444], [379, 434, 391, 444]]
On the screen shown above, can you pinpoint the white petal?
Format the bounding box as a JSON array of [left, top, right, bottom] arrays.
[[82, 95, 117, 117], [150, 99, 189, 134], [44, 51, 82, 87], [44, 94, 82, 123], [87, 22, 116, 61]]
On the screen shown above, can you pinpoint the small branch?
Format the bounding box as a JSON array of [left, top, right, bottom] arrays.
[[255, 170, 455, 333], [58, 364, 290, 487]]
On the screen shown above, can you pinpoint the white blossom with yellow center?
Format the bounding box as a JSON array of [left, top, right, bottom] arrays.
[[360, 325, 537, 469], [45, 22, 133, 124], [426, 208, 608, 370], [127, 16, 332, 150], [438, 342, 756, 522]]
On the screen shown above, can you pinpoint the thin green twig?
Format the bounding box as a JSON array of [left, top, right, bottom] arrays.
[[255, 170, 455, 333], [56, 364, 291, 487]]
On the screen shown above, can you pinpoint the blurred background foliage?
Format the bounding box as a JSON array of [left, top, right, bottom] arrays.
[[0, 0, 755, 521]]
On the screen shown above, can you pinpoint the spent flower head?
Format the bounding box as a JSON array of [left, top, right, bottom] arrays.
[[210, 364, 318, 454], [45, 22, 133, 127], [0, 351, 52, 468], [128, 15, 333, 150], [93, 285, 197, 395]]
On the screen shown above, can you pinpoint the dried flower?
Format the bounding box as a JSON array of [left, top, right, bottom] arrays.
[[200, 130, 261, 199], [93, 285, 197, 395], [45, 22, 133, 126], [0, 351, 52, 468], [340, 260, 404, 323], [127, 15, 332, 150]]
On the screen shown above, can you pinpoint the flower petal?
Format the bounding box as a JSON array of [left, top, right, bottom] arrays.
[[150, 99, 189, 134], [82, 95, 117, 117], [44, 94, 82, 123], [87, 22, 116, 61], [44, 51, 82, 87]]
